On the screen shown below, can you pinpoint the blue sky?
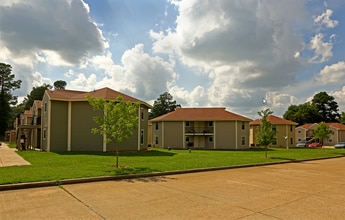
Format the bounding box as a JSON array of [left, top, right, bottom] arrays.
[[1, 0, 344, 119]]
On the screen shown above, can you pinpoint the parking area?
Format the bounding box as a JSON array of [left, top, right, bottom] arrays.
[[1, 156, 345, 219]]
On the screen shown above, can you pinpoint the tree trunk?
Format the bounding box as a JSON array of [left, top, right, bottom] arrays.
[[115, 145, 119, 168], [265, 145, 268, 158]]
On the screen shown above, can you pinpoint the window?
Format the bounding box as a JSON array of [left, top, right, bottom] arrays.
[[290, 125, 293, 132], [208, 121, 213, 127], [43, 129, 47, 139], [155, 123, 158, 130], [141, 112, 144, 120], [44, 102, 47, 112], [185, 121, 190, 126], [185, 136, 190, 142], [155, 136, 159, 144], [298, 130, 301, 133], [290, 138, 293, 145], [140, 129, 144, 145], [272, 138, 277, 145], [241, 136, 246, 145], [272, 125, 276, 131], [242, 122, 245, 130], [209, 136, 213, 142]]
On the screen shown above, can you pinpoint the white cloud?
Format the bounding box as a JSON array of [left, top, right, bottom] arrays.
[[69, 73, 97, 90], [151, 0, 307, 116], [309, 33, 334, 63], [120, 44, 177, 100], [314, 9, 339, 28], [0, 0, 107, 65], [315, 61, 345, 85], [330, 86, 345, 113]]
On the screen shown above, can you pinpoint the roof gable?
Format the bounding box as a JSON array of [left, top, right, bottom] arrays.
[[249, 115, 297, 125], [45, 87, 152, 108], [150, 108, 252, 121]]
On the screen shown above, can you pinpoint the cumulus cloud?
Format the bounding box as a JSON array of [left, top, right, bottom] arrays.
[[330, 86, 345, 113], [120, 44, 177, 100], [315, 61, 345, 84], [314, 9, 339, 28], [308, 33, 334, 63], [0, 0, 107, 65], [151, 0, 306, 117]]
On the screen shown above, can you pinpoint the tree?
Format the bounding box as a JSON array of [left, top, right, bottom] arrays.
[[23, 83, 52, 109], [339, 112, 345, 124], [314, 122, 332, 150], [311, 92, 340, 122], [283, 102, 319, 125], [87, 95, 139, 168], [0, 63, 22, 138], [256, 109, 276, 158], [53, 80, 67, 90], [149, 92, 181, 119]]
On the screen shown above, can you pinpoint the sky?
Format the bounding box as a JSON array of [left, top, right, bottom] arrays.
[[1, 0, 345, 119]]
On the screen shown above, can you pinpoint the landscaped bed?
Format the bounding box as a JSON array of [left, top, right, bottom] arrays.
[[1, 146, 344, 185]]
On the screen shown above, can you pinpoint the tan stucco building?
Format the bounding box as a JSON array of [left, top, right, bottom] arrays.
[[250, 115, 297, 148], [296, 123, 345, 146], [40, 87, 151, 152], [150, 108, 252, 150]]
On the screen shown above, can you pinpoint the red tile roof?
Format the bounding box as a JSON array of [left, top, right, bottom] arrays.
[[296, 123, 345, 130], [150, 108, 252, 121], [327, 123, 345, 130], [249, 115, 297, 125], [45, 87, 152, 108], [296, 123, 318, 130]]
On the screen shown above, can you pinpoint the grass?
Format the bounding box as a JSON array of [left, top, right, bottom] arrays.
[[1, 146, 345, 185]]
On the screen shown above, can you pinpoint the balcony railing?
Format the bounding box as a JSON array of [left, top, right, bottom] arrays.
[[185, 127, 213, 134]]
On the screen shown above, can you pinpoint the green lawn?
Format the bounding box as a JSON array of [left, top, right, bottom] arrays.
[[1, 147, 344, 185]]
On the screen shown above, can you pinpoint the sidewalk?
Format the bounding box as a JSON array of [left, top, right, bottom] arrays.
[[0, 142, 31, 167]]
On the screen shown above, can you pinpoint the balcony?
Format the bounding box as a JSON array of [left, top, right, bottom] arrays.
[[185, 127, 213, 135]]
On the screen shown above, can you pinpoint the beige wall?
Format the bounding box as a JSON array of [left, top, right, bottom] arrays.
[[41, 95, 149, 152], [251, 124, 296, 148]]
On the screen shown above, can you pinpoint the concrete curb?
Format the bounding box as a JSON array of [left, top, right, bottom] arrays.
[[1, 155, 344, 191]]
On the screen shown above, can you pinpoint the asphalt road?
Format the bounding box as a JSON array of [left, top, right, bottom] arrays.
[[1, 156, 345, 219]]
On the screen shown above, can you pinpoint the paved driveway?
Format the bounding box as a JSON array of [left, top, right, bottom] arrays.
[[1, 157, 345, 219]]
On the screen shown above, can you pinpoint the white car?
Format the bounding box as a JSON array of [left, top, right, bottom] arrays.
[[296, 141, 308, 147], [334, 142, 345, 148]]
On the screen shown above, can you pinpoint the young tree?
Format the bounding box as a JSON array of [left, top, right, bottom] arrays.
[[314, 122, 332, 149], [53, 80, 67, 90], [0, 63, 22, 138], [256, 109, 276, 158], [87, 95, 139, 168], [149, 92, 181, 119]]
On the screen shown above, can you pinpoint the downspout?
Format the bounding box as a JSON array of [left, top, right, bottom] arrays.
[[214, 121, 216, 149], [47, 100, 51, 152], [137, 106, 141, 151], [235, 121, 238, 149], [183, 122, 185, 149], [103, 102, 107, 152], [67, 101, 71, 151], [162, 121, 164, 148]]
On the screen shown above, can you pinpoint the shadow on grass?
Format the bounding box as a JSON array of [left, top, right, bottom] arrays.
[[269, 157, 297, 161], [55, 149, 177, 157]]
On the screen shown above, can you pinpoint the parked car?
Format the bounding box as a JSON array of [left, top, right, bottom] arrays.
[[334, 142, 345, 148], [309, 142, 322, 148], [296, 141, 309, 147]]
